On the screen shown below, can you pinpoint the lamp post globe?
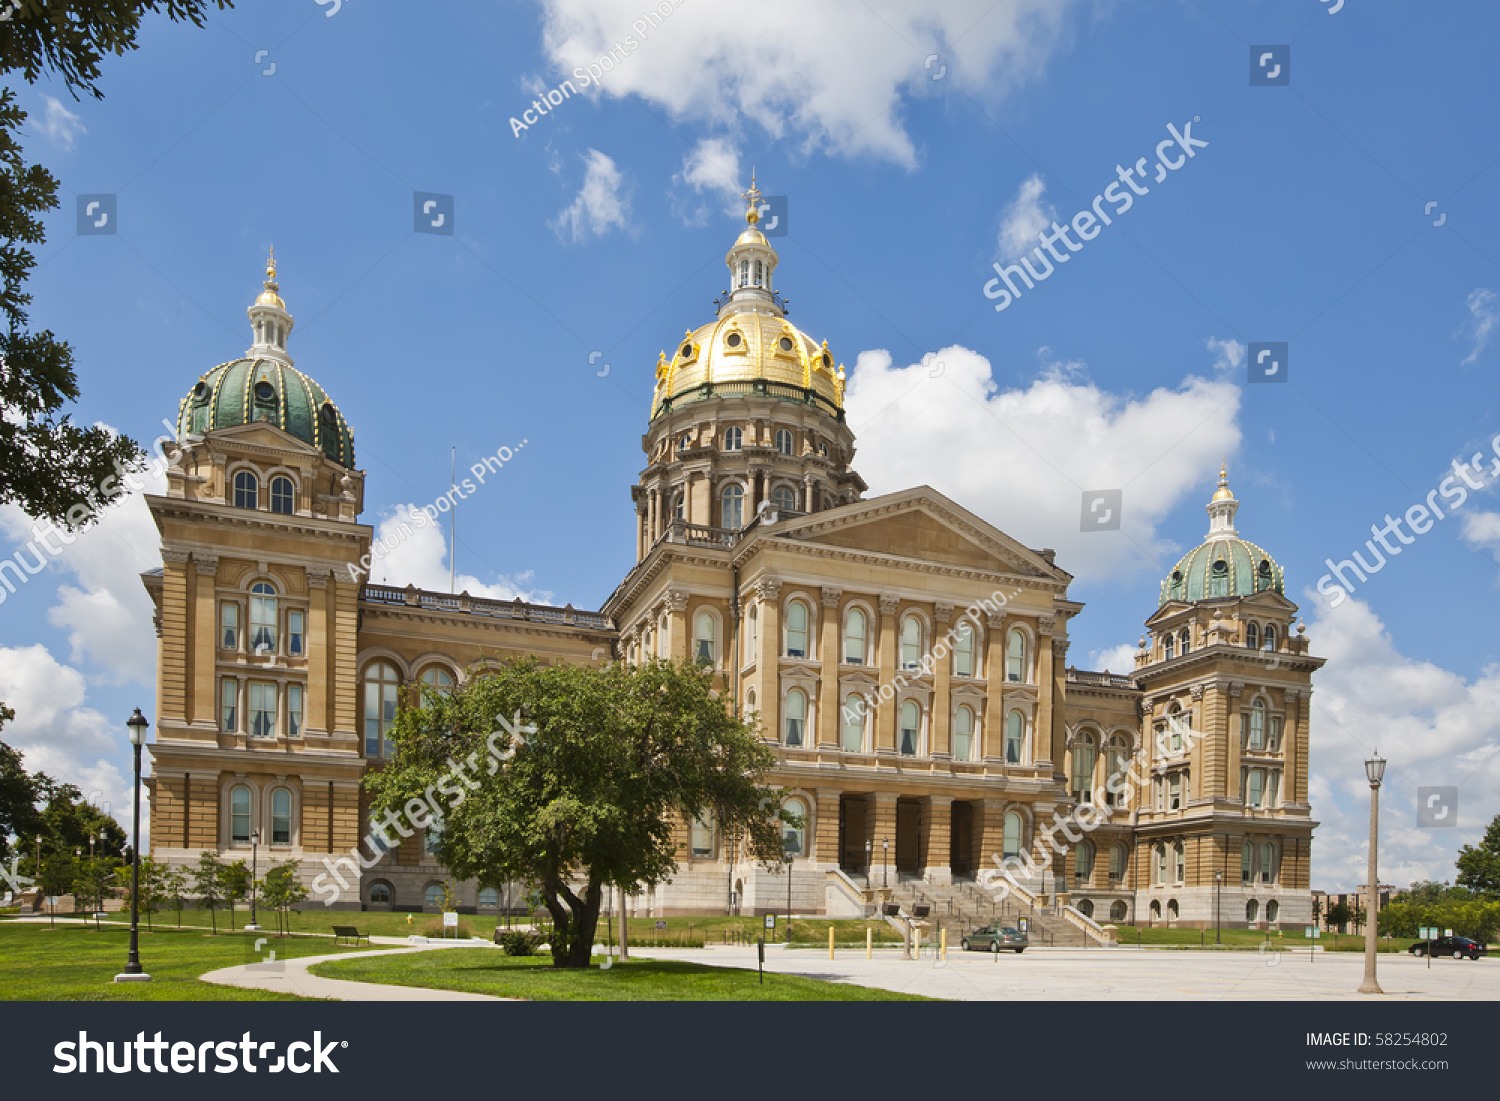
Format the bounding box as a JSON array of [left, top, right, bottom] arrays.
[[116, 708, 152, 982], [1358, 749, 1386, 996]]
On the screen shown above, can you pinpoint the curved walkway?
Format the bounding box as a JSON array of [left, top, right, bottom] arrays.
[[201, 941, 509, 1001]]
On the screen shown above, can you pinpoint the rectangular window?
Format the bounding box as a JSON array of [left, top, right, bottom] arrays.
[[221, 678, 238, 732], [288, 610, 305, 656], [370, 816, 391, 853], [1269, 716, 1283, 752], [249, 593, 276, 653], [1168, 773, 1182, 811], [1267, 770, 1280, 808], [221, 602, 238, 650], [1109, 845, 1123, 880], [287, 683, 303, 739], [424, 818, 444, 855], [1247, 768, 1265, 808], [691, 816, 714, 858], [249, 682, 276, 738]]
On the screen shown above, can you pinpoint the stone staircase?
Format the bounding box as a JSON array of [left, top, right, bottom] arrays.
[[886, 877, 1094, 949]]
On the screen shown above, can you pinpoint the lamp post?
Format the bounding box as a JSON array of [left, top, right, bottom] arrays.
[[246, 829, 260, 931], [882, 837, 889, 888], [784, 846, 794, 944], [864, 839, 871, 880], [1214, 869, 1222, 945], [115, 708, 151, 982], [1358, 749, 1385, 995]]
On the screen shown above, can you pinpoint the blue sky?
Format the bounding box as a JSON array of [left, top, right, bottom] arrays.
[[1, 0, 1498, 892]]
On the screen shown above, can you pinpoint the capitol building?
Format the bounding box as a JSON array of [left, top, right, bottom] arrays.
[[142, 186, 1322, 936]]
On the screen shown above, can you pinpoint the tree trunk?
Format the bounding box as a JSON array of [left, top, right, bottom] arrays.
[[543, 873, 603, 968], [618, 885, 630, 961]]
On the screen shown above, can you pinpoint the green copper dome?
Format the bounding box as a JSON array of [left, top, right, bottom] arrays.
[[176, 358, 355, 468], [1159, 536, 1284, 606]]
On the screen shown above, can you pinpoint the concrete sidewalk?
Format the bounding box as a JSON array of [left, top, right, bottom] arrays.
[[200, 943, 510, 1001]]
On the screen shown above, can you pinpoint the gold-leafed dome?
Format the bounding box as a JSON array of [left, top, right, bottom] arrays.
[[651, 313, 844, 418], [1210, 460, 1235, 502], [255, 247, 285, 310]]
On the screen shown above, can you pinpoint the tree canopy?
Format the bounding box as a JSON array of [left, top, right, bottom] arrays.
[[1456, 813, 1500, 898], [368, 658, 787, 968]]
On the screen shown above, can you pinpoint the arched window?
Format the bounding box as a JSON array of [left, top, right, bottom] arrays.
[[753, 259, 763, 287], [748, 605, 758, 654], [1074, 839, 1095, 881], [739, 259, 749, 287], [771, 485, 797, 512], [1077, 898, 1094, 919], [1248, 698, 1266, 750], [1178, 628, 1191, 655], [1071, 733, 1097, 802], [1257, 558, 1274, 591], [1246, 899, 1259, 923], [954, 621, 974, 677], [691, 815, 715, 857], [841, 695, 865, 753], [1002, 811, 1022, 859], [900, 615, 922, 669], [723, 426, 743, 451], [952, 705, 974, 762], [1110, 900, 1128, 922], [478, 887, 500, 908], [420, 667, 455, 698], [785, 600, 809, 657], [1149, 899, 1162, 921], [230, 784, 252, 843], [364, 662, 400, 757], [1005, 711, 1024, 764], [1155, 844, 1168, 886], [1264, 625, 1277, 652], [1109, 843, 1126, 881], [425, 817, 444, 855], [233, 470, 258, 510], [781, 797, 808, 856], [673, 493, 684, 520], [1167, 899, 1179, 920], [1167, 704, 1185, 753], [784, 688, 807, 746], [1164, 634, 1175, 660], [1105, 734, 1128, 807], [899, 700, 920, 756], [775, 428, 794, 455], [721, 484, 744, 529], [1241, 840, 1254, 884], [271, 788, 291, 844], [1261, 842, 1276, 884], [1266, 899, 1280, 923], [369, 882, 392, 905], [744, 687, 756, 718], [249, 582, 277, 653], [1173, 842, 1185, 884], [844, 607, 866, 665], [1245, 622, 1259, 650], [424, 884, 445, 909], [1209, 558, 1229, 597], [1006, 630, 1026, 682], [694, 611, 717, 664], [270, 476, 294, 515]]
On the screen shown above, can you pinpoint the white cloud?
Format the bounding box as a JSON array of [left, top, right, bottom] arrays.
[[1205, 336, 1245, 374], [843, 343, 1242, 579], [550, 148, 632, 243], [997, 173, 1055, 260], [539, 0, 1083, 166], [35, 94, 86, 151], [1459, 287, 1498, 366], [1088, 643, 1139, 675], [367, 505, 553, 604], [671, 137, 743, 227], [1303, 595, 1500, 892]]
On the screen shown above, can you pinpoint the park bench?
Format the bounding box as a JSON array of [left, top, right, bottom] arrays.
[[332, 925, 370, 945]]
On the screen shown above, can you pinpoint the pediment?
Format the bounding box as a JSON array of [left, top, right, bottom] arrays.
[[210, 420, 327, 459]]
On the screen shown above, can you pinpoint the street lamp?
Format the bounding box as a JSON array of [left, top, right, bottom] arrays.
[[115, 708, 151, 983], [247, 829, 261, 931], [1358, 748, 1386, 996], [1214, 869, 1222, 945], [882, 837, 889, 888], [784, 845, 795, 944], [864, 839, 872, 879]]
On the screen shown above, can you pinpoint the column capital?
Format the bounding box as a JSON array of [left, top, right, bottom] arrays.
[[878, 593, 901, 616], [1037, 614, 1057, 635], [665, 588, 690, 613], [1052, 637, 1070, 658], [934, 602, 953, 623], [193, 554, 218, 575], [754, 576, 782, 602], [820, 586, 843, 609], [307, 570, 332, 590], [161, 549, 190, 565], [1226, 680, 1245, 697], [1190, 684, 1205, 701], [987, 611, 1006, 629]]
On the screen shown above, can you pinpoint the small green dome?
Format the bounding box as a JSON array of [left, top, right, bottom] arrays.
[[1159, 536, 1284, 607], [176, 358, 355, 467]]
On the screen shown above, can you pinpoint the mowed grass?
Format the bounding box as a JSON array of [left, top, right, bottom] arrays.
[[311, 949, 931, 1001], [0, 921, 393, 1001]]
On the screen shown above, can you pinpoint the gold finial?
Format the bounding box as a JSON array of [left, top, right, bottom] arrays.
[[266, 246, 277, 284], [255, 245, 286, 310], [1211, 460, 1235, 502], [742, 168, 764, 225]]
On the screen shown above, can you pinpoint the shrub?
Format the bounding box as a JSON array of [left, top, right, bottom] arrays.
[[496, 930, 543, 956]]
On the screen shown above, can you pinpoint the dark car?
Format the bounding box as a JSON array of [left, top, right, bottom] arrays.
[[961, 923, 1028, 953], [1408, 935, 1487, 960]]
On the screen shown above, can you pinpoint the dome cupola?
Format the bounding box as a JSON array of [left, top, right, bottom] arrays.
[[1158, 464, 1284, 606]]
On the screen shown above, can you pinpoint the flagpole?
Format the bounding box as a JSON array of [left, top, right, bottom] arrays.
[[449, 446, 456, 594]]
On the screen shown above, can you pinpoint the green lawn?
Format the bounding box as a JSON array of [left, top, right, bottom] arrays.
[[34, 907, 493, 942], [311, 949, 930, 1001], [0, 921, 392, 1001]]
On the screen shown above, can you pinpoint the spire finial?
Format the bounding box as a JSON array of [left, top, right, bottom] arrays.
[[266, 245, 277, 283], [742, 170, 764, 225]]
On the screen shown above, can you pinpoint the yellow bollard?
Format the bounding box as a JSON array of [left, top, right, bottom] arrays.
[[829, 925, 835, 959], [866, 926, 872, 959], [914, 926, 921, 959], [941, 928, 947, 960]]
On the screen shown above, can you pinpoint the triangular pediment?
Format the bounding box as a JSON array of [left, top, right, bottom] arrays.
[[210, 420, 326, 458], [770, 487, 1068, 579]]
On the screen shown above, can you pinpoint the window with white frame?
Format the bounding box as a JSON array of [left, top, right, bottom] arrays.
[[364, 662, 400, 757], [1246, 767, 1265, 808], [844, 607, 866, 664], [841, 695, 865, 753], [1168, 771, 1183, 811], [271, 788, 292, 844], [1264, 625, 1277, 652], [1173, 842, 1185, 884], [691, 815, 715, 857], [952, 705, 974, 762], [1005, 711, 1024, 764], [221, 602, 238, 650], [1248, 698, 1266, 750], [1074, 839, 1095, 881], [1164, 633, 1175, 661], [771, 485, 797, 512], [221, 677, 238, 732], [1105, 734, 1128, 807], [1003, 812, 1022, 859], [1178, 627, 1191, 655], [230, 785, 252, 843], [1006, 629, 1026, 682], [1072, 733, 1097, 802], [287, 683, 303, 739], [775, 428, 794, 455], [287, 609, 304, 656], [249, 582, 277, 653], [900, 615, 921, 670], [233, 470, 258, 510], [1167, 705, 1185, 753], [899, 700, 920, 756], [420, 667, 454, 697], [784, 688, 807, 747], [723, 426, 743, 451], [954, 620, 975, 677], [1269, 714, 1283, 752], [748, 605, 758, 655], [1266, 770, 1280, 807], [270, 475, 295, 515], [249, 682, 276, 738], [1261, 841, 1276, 884], [1155, 844, 1167, 886], [781, 797, 808, 856], [695, 611, 717, 664], [1246, 622, 1259, 649], [785, 600, 809, 657], [721, 484, 744, 529]]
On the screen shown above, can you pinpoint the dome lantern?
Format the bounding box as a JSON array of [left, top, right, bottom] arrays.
[[247, 247, 294, 365], [1206, 459, 1239, 538], [722, 171, 783, 320], [1158, 465, 1283, 607]]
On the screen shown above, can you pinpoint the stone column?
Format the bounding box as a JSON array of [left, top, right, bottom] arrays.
[[977, 797, 1007, 874], [192, 554, 219, 728], [817, 588, 842, 748], [666, 590, 689, 662], [1050, 634, 1069, 777], [1034, 616, 1056, 773], [159, 550, 191, 723], [875, 594, 899, 753], [1285, 688, 1306, 804], [814, 788, 842, 867], [306, 570, 330, 738], [1223, 682, 1244, 802], [755, 578, 782, 739], [982, 612, 1006, 761], [931, 603, 953, 758], [920, 795, 953, 884], [868, 792, 899, 886], [803, 471, 815, 512]]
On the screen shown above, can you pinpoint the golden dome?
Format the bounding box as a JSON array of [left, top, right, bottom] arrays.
[[254, 247, 285, 310], [651, 313, 844, 418], [1210, 460, 1235, 502]]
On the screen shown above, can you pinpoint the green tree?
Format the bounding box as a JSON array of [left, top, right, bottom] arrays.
[[36, 851, 74, 927], [74, 853, 117, 927], [259, 860, 306, 936], [189, 850, 224, 934], [1324, 901, 1353, 932], [159, 863, 188, 929], [39, 787, 125, 861], [367, 658, 785, 968], [220, 859, 249, 931], [127, 854, 167, 931], [1456, 813, 1500, 898]]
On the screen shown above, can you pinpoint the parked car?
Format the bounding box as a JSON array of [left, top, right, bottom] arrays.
[[961, 924, 1028, 953], [1407, 935, 1487, 960]]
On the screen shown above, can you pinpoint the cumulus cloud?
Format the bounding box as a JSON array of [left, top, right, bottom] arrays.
[[1459, 287, 1498, 366], [35, 94, 86, 150], [843, 343, 1242, 579], [1205, 336, 1245, 374], [671, 137, 743, 227], [997, 173, 1055, 260], [1088, 642, 1139, 675], [550, 148, 632, 242], [539, 0, 1083, 166], [366, 505, 554, 604], [1303, 595, 1500, 891]]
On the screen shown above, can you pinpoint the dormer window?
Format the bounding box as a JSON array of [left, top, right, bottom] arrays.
[[778, 336, 794, 352], [1257, 559, 1273, 591], [680, 341, 694, 359], [725, 331, 742, 348], [1208, 558, 1229, 597]]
